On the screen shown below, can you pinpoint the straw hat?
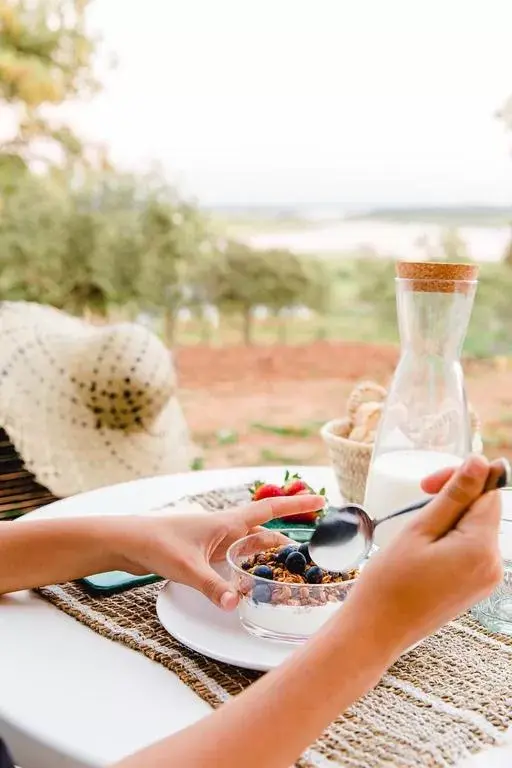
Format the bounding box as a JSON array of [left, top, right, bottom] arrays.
[[0, 302, 194, 497]]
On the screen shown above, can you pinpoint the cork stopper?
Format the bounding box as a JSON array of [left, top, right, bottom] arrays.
[[396, 261, 479, 293]]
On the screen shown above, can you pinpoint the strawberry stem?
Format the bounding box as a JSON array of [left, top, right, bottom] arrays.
[[249, 480, 263, 496]]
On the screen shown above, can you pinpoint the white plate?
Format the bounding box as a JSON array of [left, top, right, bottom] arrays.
[[156, 577, 293, 671], [156, 571, 423, 672]]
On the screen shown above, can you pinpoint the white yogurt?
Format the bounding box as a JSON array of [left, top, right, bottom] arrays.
[[239, 597, 343, 638]]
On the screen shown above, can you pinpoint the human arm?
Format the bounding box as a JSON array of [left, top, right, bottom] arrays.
[[0, 493, 323, 602], [112, 454, 502, 768], [0, 516, 128, 595]]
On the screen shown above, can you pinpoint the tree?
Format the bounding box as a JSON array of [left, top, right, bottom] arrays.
[[201, 243, 331, 344], [138, 192, 214, 344], [0, 0, 106, 174], [469, 263, 512, 355], [438, 228, 471, 263], [416, 228, 471, 263], [355, 257, 397, 339], [0, 168, 214, 326], [0, 173, 70, 305]]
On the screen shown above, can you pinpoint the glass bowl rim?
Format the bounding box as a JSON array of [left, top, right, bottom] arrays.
[[226, 531, 360, 589]]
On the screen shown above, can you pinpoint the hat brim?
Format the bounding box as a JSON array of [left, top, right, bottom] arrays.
[[0, 303, 194, 497], [3, 396, 193, 497]]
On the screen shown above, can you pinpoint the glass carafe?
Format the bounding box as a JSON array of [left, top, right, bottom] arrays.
[[364, 261, 479, 548]]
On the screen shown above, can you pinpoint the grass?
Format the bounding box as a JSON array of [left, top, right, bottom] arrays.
[[251, 421, 321, 438], [259, 448, 316, 464], [193, 429, 240, 448], [173, 312, 390, 348]]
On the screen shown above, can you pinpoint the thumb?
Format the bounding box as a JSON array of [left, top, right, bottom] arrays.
[[191, 564, 238, 611], [416, 454, 490, 538]]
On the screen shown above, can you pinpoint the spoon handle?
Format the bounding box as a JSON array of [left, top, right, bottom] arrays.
[[376, 458, 511, 527]]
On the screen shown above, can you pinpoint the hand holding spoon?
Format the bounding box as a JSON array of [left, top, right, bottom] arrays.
[[309, 457, 511, 573]]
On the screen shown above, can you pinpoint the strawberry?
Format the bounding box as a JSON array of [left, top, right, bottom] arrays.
[[250, 472, 327, 524], [282, 471, 312, 496], [280, 471, 327, 522], [283, 478, 309, 496], [249, 481, 285, 502], [285, 510, 321, 524]]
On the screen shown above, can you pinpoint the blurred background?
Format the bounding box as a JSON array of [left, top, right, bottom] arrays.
[[1, 0, 512, 471]]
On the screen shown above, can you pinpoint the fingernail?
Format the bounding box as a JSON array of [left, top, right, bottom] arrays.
[[220, 591, 237, 611], [462, 454, 488, 477]]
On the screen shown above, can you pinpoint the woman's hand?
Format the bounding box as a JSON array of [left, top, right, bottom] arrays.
[[0, 493, 323, 601], [342, 454, 503, 657], [117, 493, 324, 611]]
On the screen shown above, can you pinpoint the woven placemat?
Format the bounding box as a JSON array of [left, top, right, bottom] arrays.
[[38, 486, 512, 768]]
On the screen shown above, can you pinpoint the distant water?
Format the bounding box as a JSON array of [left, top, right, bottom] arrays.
[[244, 219, 510, 263]]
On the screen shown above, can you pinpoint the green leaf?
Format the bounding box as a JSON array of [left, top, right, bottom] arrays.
[[249, 480, 263, 496]]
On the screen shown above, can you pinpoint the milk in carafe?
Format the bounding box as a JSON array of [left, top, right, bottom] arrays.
[[364, 449, 463, 546]]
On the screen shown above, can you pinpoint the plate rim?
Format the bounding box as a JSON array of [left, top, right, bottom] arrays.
[[156, 580, 290, 672]]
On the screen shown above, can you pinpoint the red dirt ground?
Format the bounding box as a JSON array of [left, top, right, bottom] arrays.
[[174, 342, 512, 470]]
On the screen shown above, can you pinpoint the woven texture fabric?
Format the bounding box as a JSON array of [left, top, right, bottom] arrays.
[[0, 428, 57, 519], [37, 486, 512, 768], [321, 417, 372, 504]]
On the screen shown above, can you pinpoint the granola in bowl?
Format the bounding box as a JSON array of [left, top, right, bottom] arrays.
[[227, 531, 359, 644]]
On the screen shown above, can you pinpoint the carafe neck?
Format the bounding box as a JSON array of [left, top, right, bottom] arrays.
[[396, 278, 476, 359]]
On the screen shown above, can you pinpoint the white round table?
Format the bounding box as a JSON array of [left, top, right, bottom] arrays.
[[0, 466, 511, 768]]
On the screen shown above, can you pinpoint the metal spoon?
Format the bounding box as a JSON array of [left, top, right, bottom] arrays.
[[309, 458, 511, 573]]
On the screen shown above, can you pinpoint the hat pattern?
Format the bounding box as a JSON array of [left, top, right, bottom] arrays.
[[0, 302, 193, 497]]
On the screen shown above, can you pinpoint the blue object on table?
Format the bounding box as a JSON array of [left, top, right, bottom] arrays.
[[81, 571, 162, 595]]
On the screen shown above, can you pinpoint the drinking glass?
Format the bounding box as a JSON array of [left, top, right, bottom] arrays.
[[471, 490, 512, 636]]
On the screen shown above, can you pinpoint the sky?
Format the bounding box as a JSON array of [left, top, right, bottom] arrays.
[[66, 0, 512, 207]]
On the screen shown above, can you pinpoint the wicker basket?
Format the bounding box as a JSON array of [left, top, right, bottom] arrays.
[[321, 407, 482, 506], [321, 418, 372, 504]]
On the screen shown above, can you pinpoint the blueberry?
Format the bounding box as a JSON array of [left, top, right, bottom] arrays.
[[305, 566, 323, 584], [253, 565, 273, 580], [285, 551, 307, 574], [276, 544, 298, 564], [252, 583, 272, 603], [241, 560, 251, 571], [298, 542, 311, 561]]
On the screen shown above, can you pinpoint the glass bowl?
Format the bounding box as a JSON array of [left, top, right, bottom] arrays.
[[226, 528, 359, 644]]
